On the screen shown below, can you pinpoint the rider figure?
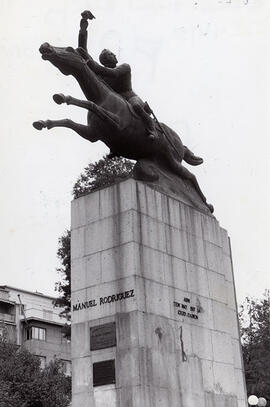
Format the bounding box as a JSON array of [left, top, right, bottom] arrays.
[[77, 12, 202, 165], [78, 13, 156, 140]]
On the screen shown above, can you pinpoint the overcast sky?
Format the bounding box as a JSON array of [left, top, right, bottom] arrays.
[[0, 0, 269, 304]]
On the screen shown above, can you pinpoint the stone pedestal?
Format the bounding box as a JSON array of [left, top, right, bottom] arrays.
[[71, 179, 247, 407]]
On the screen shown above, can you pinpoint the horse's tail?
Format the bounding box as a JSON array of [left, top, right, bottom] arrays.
[[183, 152, 203, 166]]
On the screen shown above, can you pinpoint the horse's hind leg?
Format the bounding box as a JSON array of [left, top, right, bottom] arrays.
[[53, 94, 120, 129], [32, 119, 99, 142]]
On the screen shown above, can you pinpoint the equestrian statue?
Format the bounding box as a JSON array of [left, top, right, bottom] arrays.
[[33, 10, 214, 213]]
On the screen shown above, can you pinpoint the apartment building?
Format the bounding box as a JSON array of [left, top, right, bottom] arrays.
[[0, 285, 71, 374]]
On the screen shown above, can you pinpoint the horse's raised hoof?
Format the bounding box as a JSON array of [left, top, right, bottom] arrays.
[[53, 93, 66, 105], [33, 120, 46, 130]]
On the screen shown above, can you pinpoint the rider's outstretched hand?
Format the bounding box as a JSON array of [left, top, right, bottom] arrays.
[[81, 10, 95, 20]]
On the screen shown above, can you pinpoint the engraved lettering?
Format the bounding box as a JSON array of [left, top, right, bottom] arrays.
[[125, 291, 130, 298], [174, 298, 199, 320], [90, 300, 97, 307]]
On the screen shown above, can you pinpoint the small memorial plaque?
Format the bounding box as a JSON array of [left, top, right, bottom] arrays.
[[173, 298, 199, 320], [90, 322, 116, 351], [93, 359, 115, 387]]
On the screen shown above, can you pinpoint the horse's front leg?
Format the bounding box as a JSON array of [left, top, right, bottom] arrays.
[[32, 119, 99, 142], [53, 94, 120, 129]]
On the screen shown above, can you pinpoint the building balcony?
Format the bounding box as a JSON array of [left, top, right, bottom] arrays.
[[20, 307, 65, 326], [0, 287, 11, 302], [0, 312, 15, 323]]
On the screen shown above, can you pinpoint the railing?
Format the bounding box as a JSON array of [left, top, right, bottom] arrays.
[[21, 308, 64, 324], [0, 312, 15, 322], [0, 289, 9, 301]]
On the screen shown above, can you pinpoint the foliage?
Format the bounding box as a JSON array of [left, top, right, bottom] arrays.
[[72, 155, 134, 199], [54, 229, 71, 339], [54, 230, 71, 320], [0, 340, 71, 407], [239, 290, 270, 400], [54, 155, 134, 336], [37, 359, 71, 407]]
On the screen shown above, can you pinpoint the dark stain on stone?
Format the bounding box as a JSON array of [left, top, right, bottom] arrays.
[[155, 327, 163, 340]]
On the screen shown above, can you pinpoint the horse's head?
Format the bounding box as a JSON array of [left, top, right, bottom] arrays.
[[39, 43, 85, 76]]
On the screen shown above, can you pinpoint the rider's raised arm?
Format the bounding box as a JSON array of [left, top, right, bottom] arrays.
[[78, 11, 95, 51], [78, 19, 89, 50], [86, 59, 131, 78]]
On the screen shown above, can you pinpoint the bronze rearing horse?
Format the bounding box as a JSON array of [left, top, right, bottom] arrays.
[[33, 40, 213, 213]]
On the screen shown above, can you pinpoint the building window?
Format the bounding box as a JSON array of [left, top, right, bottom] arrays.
[[61, 360, 72, 376], [26, 326, 46, 341]]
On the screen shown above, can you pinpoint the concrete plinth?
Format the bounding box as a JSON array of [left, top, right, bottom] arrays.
[[71, 179, 247, 407]]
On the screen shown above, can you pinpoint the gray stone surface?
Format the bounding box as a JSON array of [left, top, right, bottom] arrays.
[[71, 179, 246, 406]]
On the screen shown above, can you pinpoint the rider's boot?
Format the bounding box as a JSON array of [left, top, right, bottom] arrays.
[[133, 103, 158, 141]]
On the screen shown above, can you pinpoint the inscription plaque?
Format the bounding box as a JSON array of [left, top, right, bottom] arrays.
[[173, 298, 200, 319], [93, 359, 115, 387], [90, 322, 116, 351]]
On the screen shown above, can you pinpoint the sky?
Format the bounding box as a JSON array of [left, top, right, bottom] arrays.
[[0, 0, 269, 304]]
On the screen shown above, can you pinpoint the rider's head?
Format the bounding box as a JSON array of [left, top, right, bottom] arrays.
[[99, 49, 118, 68]]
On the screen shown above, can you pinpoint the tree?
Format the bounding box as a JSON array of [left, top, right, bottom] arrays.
[[72, 155, 134, 199], [54, 230, 71, 320], [54, 155, 134, 335], [239, 290, 270, 401], [0, 339, 71, 407], [38, 359, 71, 407]]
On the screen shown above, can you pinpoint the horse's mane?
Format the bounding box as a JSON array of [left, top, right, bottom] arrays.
[[82, 60, 118, 96]]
